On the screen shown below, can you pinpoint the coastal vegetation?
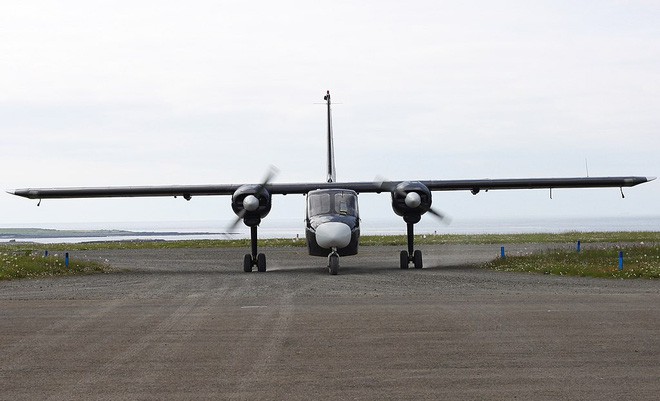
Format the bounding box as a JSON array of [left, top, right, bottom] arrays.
[[485, 244, 660, 279], [1, 231, 658, 280], [0, 250, 107, 280]]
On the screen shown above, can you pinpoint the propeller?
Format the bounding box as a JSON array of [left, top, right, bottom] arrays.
[[427, 207, 451, 224], [375, 177, 451, 225], [374, 176, 406, 197], [404, 191, 422, 208], [226, 166, 279, 233]]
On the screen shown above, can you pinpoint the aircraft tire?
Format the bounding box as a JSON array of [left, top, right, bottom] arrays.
[[257, 253, 267, 272], [413, 250, 423, 269], [400, 251, 409, 269], [329, 254, 339, 275], [243, 254, 253, 272]]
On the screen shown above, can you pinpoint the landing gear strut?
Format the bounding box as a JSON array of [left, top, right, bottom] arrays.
[[243, 225, 267, 272], [400, 222, 423, 269]]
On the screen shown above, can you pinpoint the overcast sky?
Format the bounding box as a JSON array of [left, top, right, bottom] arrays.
[[1, 0, 658, 229]]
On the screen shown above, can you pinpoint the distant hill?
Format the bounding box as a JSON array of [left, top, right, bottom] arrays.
[[0, 228, 212, 239]]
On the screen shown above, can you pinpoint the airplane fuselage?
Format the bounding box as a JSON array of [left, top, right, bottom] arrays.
[[305, 189, 360, 257]]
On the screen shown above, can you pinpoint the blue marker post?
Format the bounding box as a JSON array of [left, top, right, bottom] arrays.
[[576, 240, 581, 253], [44, 250, 49, 257], [618, 251, 624, 271], [65, 252, 70, 268], [500, 246, 506, 259]]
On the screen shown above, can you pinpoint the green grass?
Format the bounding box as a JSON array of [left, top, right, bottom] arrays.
[[1, 231, 658, 280], [0, 237, 309, 252], [360, 231, 660, 246], [484, 244, 660, 279], [0, 251, 108, 280], [1, 231, 658, 252]]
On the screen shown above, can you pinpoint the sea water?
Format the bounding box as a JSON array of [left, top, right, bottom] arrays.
[[2, 215, 658, 243]]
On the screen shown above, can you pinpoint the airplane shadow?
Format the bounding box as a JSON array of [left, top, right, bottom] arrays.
[[265, 262, 480, 276], [113, 261, 482, 277]]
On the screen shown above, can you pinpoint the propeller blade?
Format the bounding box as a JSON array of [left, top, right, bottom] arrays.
[[427, 207, 452, 225], [227, 210, 246, 233], [374, 176, 405, 196], [256, 165, 279, 196]]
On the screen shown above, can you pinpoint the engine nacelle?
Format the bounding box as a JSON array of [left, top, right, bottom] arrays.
[[231, 184, 272, 227], [391, 181, 432, 224]]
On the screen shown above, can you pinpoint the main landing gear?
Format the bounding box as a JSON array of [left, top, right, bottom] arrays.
[[243, 226, 267, 272], [400, 222, 423, 269]]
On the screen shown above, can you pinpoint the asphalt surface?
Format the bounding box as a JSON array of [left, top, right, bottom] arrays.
[[1, 244, 658, 400]]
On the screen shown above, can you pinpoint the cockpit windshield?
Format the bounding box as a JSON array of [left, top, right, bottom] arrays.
[[308, 191, 358, 217], [335, 192, 357, 216]]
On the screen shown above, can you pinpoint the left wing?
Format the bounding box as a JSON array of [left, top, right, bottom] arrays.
[[10, 176, 654, 199]]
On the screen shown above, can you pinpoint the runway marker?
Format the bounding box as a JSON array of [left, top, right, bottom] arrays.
[[577, 240, 581, 253], [65, 252, 69, 268], [618, 251, 624, 270], [500, 246, 505, 259]]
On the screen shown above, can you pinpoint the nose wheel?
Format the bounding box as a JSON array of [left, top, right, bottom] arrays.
[[328, 250, 339, 275], [400, 223, 423, 269]]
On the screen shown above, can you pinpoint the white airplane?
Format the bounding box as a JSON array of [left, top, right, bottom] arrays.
[[10, 91, 655, 274]]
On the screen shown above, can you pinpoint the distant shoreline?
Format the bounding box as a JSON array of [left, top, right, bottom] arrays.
[[1, 216, 658, 244], [1, 231, 658, 250], [0, 228, 218, 239]]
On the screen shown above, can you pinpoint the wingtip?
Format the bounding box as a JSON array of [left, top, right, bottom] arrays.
[[5, 190, 15, 195], [648, 177, 657, 182]]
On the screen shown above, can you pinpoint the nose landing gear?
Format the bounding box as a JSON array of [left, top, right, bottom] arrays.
[[328, 249, 339, 275]]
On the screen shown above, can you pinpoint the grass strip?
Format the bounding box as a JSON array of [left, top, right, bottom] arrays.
[[484, 244, 660, 279], [0, 231, 658, 252], [0, 251, 108, 280]]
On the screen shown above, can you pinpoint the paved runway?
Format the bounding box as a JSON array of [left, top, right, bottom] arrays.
[[1, 244, 658, 400]]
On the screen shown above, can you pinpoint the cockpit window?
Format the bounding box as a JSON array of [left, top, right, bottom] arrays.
[[308, 193, 332, 216], [308, 191, 358, 217], [335, 193, 356, 216]]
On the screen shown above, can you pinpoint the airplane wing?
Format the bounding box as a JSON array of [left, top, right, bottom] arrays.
[[10, 185, 241, 199], [9, 176, 654, 199], [418, 176, 655, 192]]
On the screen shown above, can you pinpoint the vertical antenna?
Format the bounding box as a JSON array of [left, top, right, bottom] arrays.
[[324, 90, 336, 183], [585, 158, 589, 177]]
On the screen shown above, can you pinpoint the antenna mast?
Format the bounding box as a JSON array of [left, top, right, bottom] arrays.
[[324, 90, 337, 183]]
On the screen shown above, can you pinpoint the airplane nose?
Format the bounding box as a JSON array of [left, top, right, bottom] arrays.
[[315, 222, 352, 249]]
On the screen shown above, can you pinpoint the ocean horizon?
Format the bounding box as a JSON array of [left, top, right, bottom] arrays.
[[2, 215, 658, 244]]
